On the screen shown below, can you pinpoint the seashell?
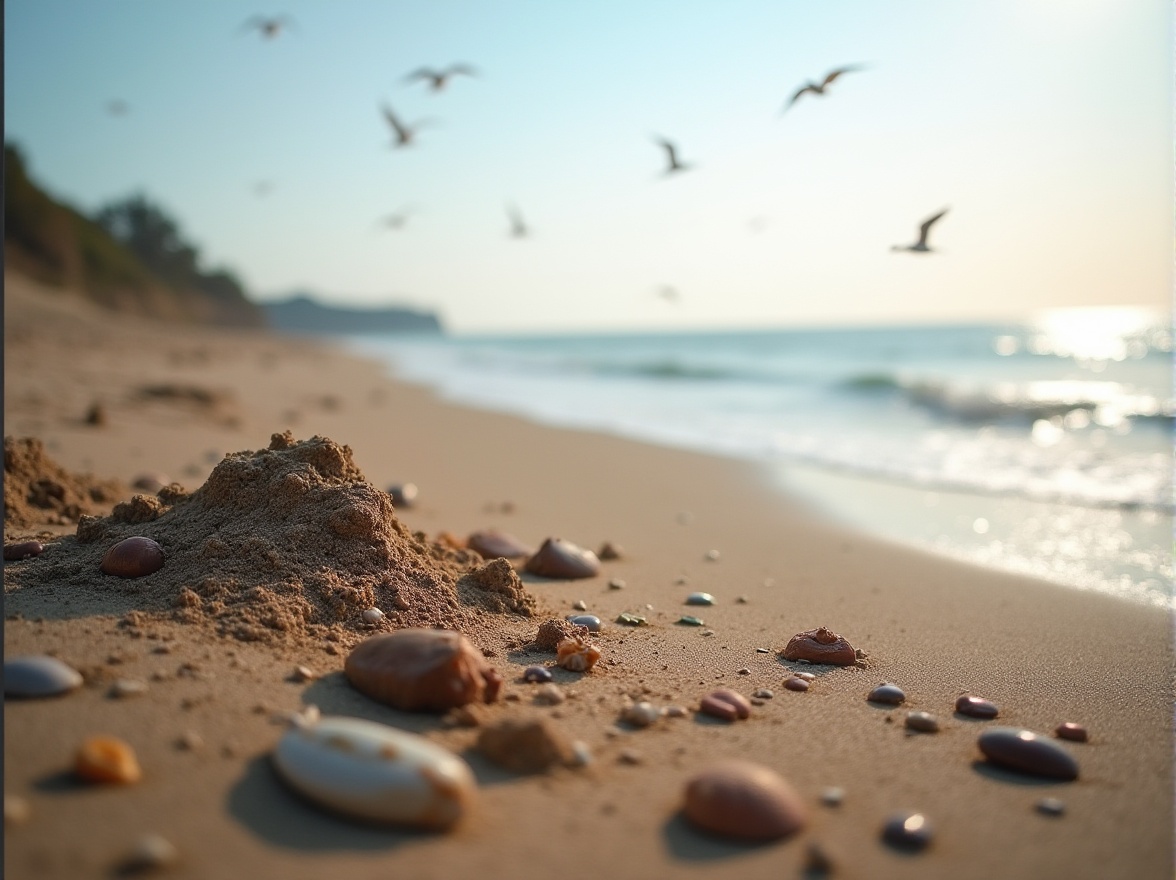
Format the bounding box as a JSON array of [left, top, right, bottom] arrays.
[[780, 627, 857, 665], [955, 694, 999, 719], [361, 608, 385, 625], [556, 637, 601, 672], [4, 540, 44, 561], [867, 683, 906, 705], [685, 592, 715, 605], [75, 736, 142, 784], [566, 614, 602, 632], [1055, 722, 1088, 743], [467, 529, 533, 560], [699, 688, 752, 721], [4, 655, 84, 698], [882, 812, 932, 851], [387, 483, 418, 508], [100, 536, 165, 578], [272, 714, 475, 829], [522, 665, 553, 683], [523, 538, 600, 580], [622, 701, 662, 728], [344, 629, 503, 712], [977, 727, 1079, 780], [477, 716, 576, 774], [905, 711, 940, 733], [683, 760, 807, 841]]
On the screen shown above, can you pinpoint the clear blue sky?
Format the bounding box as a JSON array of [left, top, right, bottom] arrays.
[[5, 1, 1171, 333]]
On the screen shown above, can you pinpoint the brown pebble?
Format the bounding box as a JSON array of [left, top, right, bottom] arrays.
[[783, 677, 810, 692], [1055, 722, 1088, 743], [868, 683, 905, 705], [955, 694, 999, 719], [905, 711, 940, 733], [683, 760, 807, 841], [597, 541, 623, 561], [699, 688, 751, 721], [978, 728, 1079, 780], [344, 629, 503, 712], [4, 541, 44, 562], [780, 627, 857, 666], [524, 537, 601, 579], [736, 667, 751, 675], [477, 716, 576, 774], [467, 529, 534, 560], [100, 536, 165, 578]]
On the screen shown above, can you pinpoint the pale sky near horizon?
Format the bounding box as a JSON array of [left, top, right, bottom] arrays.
[[5, 1, 1171, 334]]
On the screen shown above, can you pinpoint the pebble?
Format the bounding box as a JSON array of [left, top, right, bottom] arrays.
[[273, 714, 475, 829], [344, 629, 503, 712], [977, 727, 1080, 780], [566, 614, 601, 632], [699, 688, 752, 721], [685, 592, 716, 606], [524, 537, 601, 579], [820, 787, 845, 807], [622, 701, 662, 728], [955, 694, 1000, 719], [682, 760, 807, 842], [1036, 797, 1066, 817], [736, 595, 750, 604], [477, 716, 576, 774], [108, 679, 148, 699], [522, 666, 553, 684], [618, 748, 642, 765], [780, 627, 857, 666], [533, 683, 565, 705], [677, 615, 705, 627], [1055, 722, 1088, 743], [905, 711, 940, 733], [176, 730, 204, 751], [805, 841, 836, 875], [755, 647, 770, 654], [597, 542, 623, 561], [120, 834, 180, 872], [616, 612, 647, 626], [704, 549, 721, 561], [664, 705, 689, 718], [4, 655, 84, 698], [4, 541, 44, 561], [75, 736, 142, 785], [361, 607, 385, 625], [291, 665, 318, 683], [867, 683, 906, 705], [783, 677, 810, 692], [556, 637, 601, 672], [752, 688, 774, 699], [100, 536, 165, 578], [466, 529, 533, 560], [387, 483, 418, 508], [882, 812, 933, 851], [608, 578, 626, 590], [792, 671, 816, 681], [5, 794, 31, 826], [571, 599, 588, 611]]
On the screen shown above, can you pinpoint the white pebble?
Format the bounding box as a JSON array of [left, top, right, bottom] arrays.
[[572, 599, 588, 611], [622, 701, 662, 728], [109, 679, 148, 699], [361, 608, 385, 625], [122, 834, 179, 871], [534, 683, 565, 705]]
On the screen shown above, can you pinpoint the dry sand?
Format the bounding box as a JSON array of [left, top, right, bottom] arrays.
[[4, 270, 1173, 879]]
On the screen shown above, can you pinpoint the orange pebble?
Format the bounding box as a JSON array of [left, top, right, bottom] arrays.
[[75, 736, 141, 785]]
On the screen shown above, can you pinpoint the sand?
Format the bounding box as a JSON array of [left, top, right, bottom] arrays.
[[4, 270, 1173, 879]]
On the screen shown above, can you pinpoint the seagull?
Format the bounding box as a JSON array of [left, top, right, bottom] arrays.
[[506, 203, 528, 238], [404, 64, 478, 92], [242, 14, 296, 39], [653, 136, 692, 175], [782, 65, 865, 113], [891, 208, 949, 253], [380, 103, 432, 148]]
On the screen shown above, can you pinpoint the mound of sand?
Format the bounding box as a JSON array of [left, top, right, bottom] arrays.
[[4, 436, 126, 529]]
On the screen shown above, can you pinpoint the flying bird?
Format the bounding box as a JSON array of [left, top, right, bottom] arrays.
[[782, 65, 865, 113], [653, 136, 692, 175], [892, 208, 949, 253], [242, 14, 296, 39], [380, 103, 432, 147], [506, 203, 529, 238], [404, 64, 478, 92]]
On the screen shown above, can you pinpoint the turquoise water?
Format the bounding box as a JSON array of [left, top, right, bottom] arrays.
[[346, 308, 1173, 607]]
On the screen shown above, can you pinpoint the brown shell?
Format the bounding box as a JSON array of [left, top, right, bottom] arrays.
[[780, 626, 856, 666], [523, 538, 600, 579], [467, 529, 534, 560], [344, 629, 503, 712], [100, 536, 165, 578], [683, 760, 808, 841]]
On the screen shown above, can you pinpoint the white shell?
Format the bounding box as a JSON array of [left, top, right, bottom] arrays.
[[272, 715, 475, 830], [4, 655, 83, 697]]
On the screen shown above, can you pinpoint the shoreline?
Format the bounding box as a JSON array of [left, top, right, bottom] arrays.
[[5, 271, 1173, 879]]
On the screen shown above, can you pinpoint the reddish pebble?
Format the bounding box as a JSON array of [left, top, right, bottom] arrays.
[[978, 727, 1079, 780], [1055, 722, 1088, 743], [467, 529, 534, 560], [683, 760, 808, 841], [4, 541, 44, 561], [780, 627, 857, 666], [100, 537, 165, 578], [955, 694, 999, 719], [699, 688, 751, 721], [524, 538, 600, 580], [783, 677, 810, 692]]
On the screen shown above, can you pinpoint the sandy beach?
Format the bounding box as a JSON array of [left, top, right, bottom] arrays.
[[4, 270, 1173, 880]]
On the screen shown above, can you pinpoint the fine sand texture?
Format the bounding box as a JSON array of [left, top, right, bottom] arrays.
[[4, 270, 1173, 879]]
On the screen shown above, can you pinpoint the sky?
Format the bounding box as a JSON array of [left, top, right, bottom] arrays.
[[5, 1, 1171, 334]]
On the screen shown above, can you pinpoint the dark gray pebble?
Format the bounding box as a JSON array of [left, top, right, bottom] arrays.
[[566, 614, 602, 632], [881, 812, 932, 851], [955, 694, 999, 719], [978, 727, 1079, 780], [522, 666, 553, 684], [5, 655, 84, 698], [905, 711, 939, 733], [867, 683, 905, 705]]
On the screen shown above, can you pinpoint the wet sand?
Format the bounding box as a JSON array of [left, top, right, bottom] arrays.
[[4, 270, 1173, 879]]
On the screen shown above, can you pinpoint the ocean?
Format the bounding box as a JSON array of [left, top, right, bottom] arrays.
[[345, 307, 1173, 609]]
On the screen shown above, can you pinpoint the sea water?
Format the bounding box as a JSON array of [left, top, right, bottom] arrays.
[[346, 307, 1173, 608]]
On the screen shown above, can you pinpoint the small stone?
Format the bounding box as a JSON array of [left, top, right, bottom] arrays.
[[820, 787, 844, 807], [905, 711, 940, 733], [4, 541, 44, 561], [467, 529, 533, 560], [736, 667, 751, 675], [685, 592, 716, 606], [533, 683, 565, 705], [780, 627, 857, 666], [683, 760, 807, 841], [704, 549, 721, 561], [1055, 722, 1088, 743], [597, 542, 623, 561], [755, 647, 769, 654], [523, 666, 553, 683], [5, 794, 31, 826], [120, 834, 180, 872], [752, 688, 774, 699], [805, 841, 836, 875], [736, 595, 749, 604], [109, 679, 148, 699], [622, 701, 662, 728], [978, 728, 1080, 780], [783, 677, 810, 692], [75, 736, 142, 785], [4, 655, 84, 698], [956, 694, 999, 719], [792, 671, 816, 681], [882, 812, 932, 851], [387, 483, 418, 508], [176, 730, 204, 751], [616, 612, 647, 626], [677, 615, 705, 627], [566, 614, 601, 632], [867, 683, 906, 705], [100, 536, 165, 578], [608, 578, 625, 590], [291, 665, 318, 683], [699, 688, 752, 721], [524, 537, 601, 580], [618, 748, 642, 765], [1036, 797, 1066, 817], [664, 705, 688, 718], [570, 741, 592, 767], [572, 599, 588, 611], [361, 607, 385, 625]]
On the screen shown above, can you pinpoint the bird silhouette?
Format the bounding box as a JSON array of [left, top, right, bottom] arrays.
[[380, 103, 432, 147], [653, 136, 692, 175], [892, 208, 949, 253], [506, 203, 529, 238], [404, 64, 477, 92], [242, 14, 296, 39], [782, 65, 864, 113]]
